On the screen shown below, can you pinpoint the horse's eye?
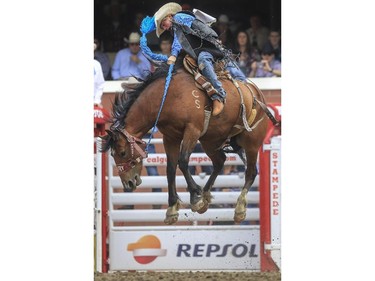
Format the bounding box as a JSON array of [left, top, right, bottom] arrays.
[[120, 151, 126, 158]]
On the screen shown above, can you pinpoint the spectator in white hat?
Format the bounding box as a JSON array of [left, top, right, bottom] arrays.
[[111, 32, 152, 80]]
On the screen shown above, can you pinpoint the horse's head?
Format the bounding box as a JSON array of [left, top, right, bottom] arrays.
[[101, 129, 147, 191]]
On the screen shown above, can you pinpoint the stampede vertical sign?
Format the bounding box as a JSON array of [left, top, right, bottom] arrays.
[[269, 136, 281, 268], [271, 139, 281, 218]]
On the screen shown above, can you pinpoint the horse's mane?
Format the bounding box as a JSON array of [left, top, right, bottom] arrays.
[[110, 62, 179, 131], [100, 54, 187, 153]]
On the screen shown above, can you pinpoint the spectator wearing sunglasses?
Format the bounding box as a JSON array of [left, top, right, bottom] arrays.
[[249, 44, 281, 78], [111, 32, 151, 80]]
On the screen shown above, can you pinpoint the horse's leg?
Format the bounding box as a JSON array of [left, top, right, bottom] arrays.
[[233, 146, 259, 223], [233, 129, 267, 223], [195, 148, 227, 214], [163, 135, 181, 225], [178, 128, 205, 212]]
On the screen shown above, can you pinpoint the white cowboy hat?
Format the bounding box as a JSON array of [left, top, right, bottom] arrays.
[[154, 2, 182, 37], [129, 32, 140, 43], [124, 32, 141, 44], [218, 14, 229, 24], [121, 76, 142, 90]]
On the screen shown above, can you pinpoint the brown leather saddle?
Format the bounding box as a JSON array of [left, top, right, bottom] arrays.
[[183, 55, 231, 98]]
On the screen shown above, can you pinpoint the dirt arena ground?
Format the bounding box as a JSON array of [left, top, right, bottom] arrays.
[[94, 271, 281, 281]]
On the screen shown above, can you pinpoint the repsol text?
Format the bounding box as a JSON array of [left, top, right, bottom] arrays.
[[176, 243, 258, 258]]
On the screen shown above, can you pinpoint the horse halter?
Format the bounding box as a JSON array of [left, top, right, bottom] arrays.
[[114, 129, 148, 174]]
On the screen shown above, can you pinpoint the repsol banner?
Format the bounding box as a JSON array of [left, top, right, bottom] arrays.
[[110, 227, 260, 270]]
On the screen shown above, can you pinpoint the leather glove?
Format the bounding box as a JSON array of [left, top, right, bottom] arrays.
[[167, 55, 176, 65]]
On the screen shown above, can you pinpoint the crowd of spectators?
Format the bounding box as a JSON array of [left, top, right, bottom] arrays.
[[94, 3, 281, 81]]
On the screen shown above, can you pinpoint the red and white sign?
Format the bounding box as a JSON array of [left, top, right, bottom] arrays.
[[94, 106, 109, 124], [269, 136, 281, 268], [271, 150, 280, 216]]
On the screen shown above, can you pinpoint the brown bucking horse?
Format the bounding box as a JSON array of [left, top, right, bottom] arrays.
[[101, 58, 278, 224]]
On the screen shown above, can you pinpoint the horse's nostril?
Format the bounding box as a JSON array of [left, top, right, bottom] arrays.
[[135, 174, 142, 186], [128, 180, 136, 190]]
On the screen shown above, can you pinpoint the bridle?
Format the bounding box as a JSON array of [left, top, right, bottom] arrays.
[[113, 129, 148, 174]]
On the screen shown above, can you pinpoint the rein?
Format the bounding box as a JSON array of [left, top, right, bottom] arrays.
[[115, 129, 148, 174], [146, 63, 175, 152]]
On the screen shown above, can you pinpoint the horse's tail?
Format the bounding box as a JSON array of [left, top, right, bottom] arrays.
[[255, 99, 281, 127], [246, 79, 281, 127]]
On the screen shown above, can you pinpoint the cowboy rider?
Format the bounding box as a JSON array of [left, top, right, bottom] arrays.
[[152, 2, 246, 116]]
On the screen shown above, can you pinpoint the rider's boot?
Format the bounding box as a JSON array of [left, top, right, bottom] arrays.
[[199, 53, 226, 116], [211, 92, 226, 116]]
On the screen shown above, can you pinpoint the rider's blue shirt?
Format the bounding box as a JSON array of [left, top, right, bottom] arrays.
[[170, 13, 195, 57]]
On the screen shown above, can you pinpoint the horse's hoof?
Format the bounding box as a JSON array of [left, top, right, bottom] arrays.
[[203, 191, 213, 203], [197, 201, 209, 214], [164, 214, 179, 225], [195, 191, 212, 213], [191, 198, 205, 212], [234, 211, 246, 224]]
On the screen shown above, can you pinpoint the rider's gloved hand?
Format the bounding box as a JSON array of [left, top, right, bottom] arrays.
[[167, 56, 176, 65]]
